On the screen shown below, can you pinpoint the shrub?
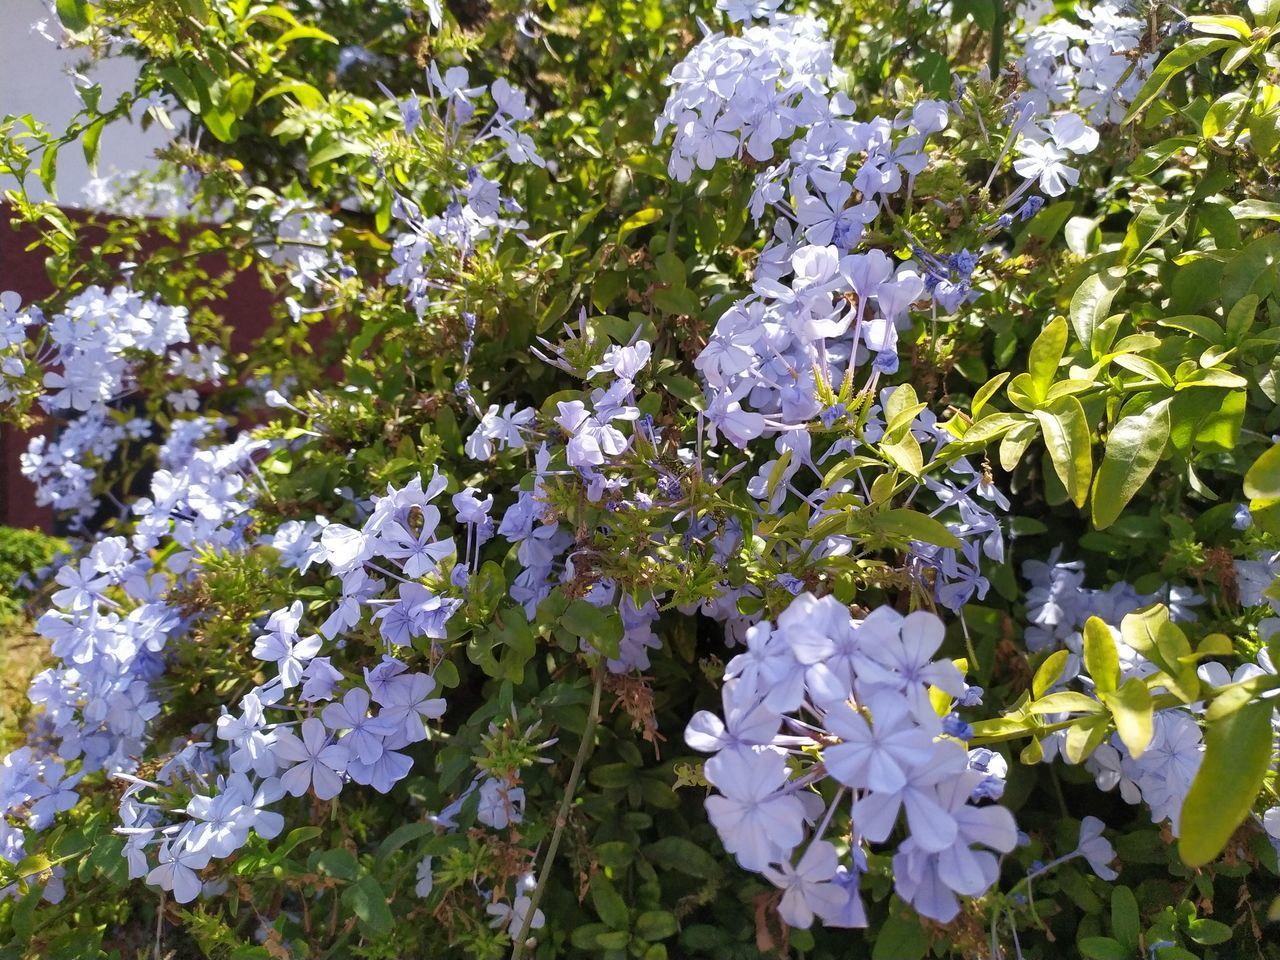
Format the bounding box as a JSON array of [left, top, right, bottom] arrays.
[[1, 1, 1280, 959]]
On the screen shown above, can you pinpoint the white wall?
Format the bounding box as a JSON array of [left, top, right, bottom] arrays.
[[0, 0, 170, 208]]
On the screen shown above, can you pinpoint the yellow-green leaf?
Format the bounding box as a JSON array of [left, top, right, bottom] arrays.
[[1178, 698, 1275, 866], [1091, 398, 1171, 529], [1034, 396, 1093, 508], [1102, 676, 1153, 758], [1082, 617, 1121, 694]]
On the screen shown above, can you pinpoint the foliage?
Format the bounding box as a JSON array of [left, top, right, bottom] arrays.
[[1, 0, 1280, 959]]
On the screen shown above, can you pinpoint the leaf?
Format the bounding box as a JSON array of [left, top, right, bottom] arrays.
[[999, 420, 1038, 471], [1079, 937, 1131, 960], [277, 826, 322, 857], [1244, 443, 1280, 500], [1157, 314, 1222, 343], [55, 0, 90, 32], [375, 822, 433, 865], [276, 25, 339, 44], [881, 433, 924, 476], [342, 876, 393, 937], [39, 143, 59, 197], [590, 874, 630, 929], [1187, 14, 1252, 39], [643, 838, 722, 879], [1121, 606, 1200, 703], [1122, 38, 1234, 125], [618, 207, 662, 243], [1186, 918, 1234, 945], [1178, 698, 1276, 866], [1033, 650, 1071, 698], [1121, 202, 1185, 264], [1070, 269, 1125, 353], [561, 600, 623, 659], [1082, 617, 1121, 694], [1206, 674, 1280, 721], [1111, 887, 1141, 950], [872, 509, 963, 549], [872, 911, 929, 960], [1112, 353, 1174, 387], [634, 911, 678, 942], [1252, 0, 1280, 28], [257, 79, 325, 109], [1034, 396, 1093, 508], [1063, 714, 1110, 763], [82, 118, 105, 175], [313, 848, 358, 881], [1028, 691, 1108, 715], [1028, 316, 1068, 397], [1091, 398, 1171, 529], [1231, 199, 1280, 221], [1103, 676, 1154, 758]]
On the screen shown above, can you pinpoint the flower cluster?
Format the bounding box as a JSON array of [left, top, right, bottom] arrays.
[[384, 66, 540, 319], [1018, 1, 1156, 125], [4, 285, 230, 528], [686, 592, 1016, 925]]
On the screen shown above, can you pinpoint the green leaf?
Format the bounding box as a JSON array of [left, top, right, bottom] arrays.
[[277, 826, 322, 857], [881, 432, 924, 476], [1082, 617, 1121, 695], [1157, 314, 1222, 343], [643, 838, 722, 879], [342, 876, 393, 937], [313, 848, 358, 881], [39, 144, 59, 197], [1028, 691, 1108, 715], [590, 874, 630, 929], [1179, 698, 1275, 866], [971, 372, 1010, 418], [1111, 887, 1141, 950], [1079, 937, 1131, 960], [618, 207, 662, 243], [1122, 38, 1234, 125], [872, 509, 963, 549], [562, 600, 623, 659], [1028, 315, 1069, 397], [1186, 918, 1233, 945], [1102, 676, 1154, 758], [258, 79, 325, 109], [82, 118, 105, 175], [1112, 353, 1174, 387], [1070, 269, 1125, 354], [55, 0, 90, 32], [1187, 14, 1252, 39], [1091, 398, 1171, 529], [1033, 649, 1071, 698], [1034, 396, 1093, 509], [1231, 199, 1280, 221], [1244, 443, 1280, 500], [375, 822, 433, 865], [1121, 606, 1200, 703], [1252, 0, 1280, 27], [1121, 202, 1185, 264], [872, 911, 928, 960], [634, 911, 678, 941], [276, 25, 339, 44]]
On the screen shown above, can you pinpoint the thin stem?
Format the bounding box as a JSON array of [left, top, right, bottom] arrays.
[[510, 666, 606, 960], [989, 0, 1007, 81]]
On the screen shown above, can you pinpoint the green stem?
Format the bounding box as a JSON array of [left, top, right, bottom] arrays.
[[510, 666, 606, 960], [989, 0, 1007, 81]]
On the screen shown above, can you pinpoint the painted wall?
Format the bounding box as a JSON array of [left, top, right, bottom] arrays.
[[0, 0, 170, 207]]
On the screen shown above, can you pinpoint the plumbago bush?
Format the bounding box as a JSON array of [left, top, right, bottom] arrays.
[[5, 0, 1280, 957]]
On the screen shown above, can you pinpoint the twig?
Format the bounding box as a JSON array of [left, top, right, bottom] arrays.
[[510, 665, 605, 960]]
